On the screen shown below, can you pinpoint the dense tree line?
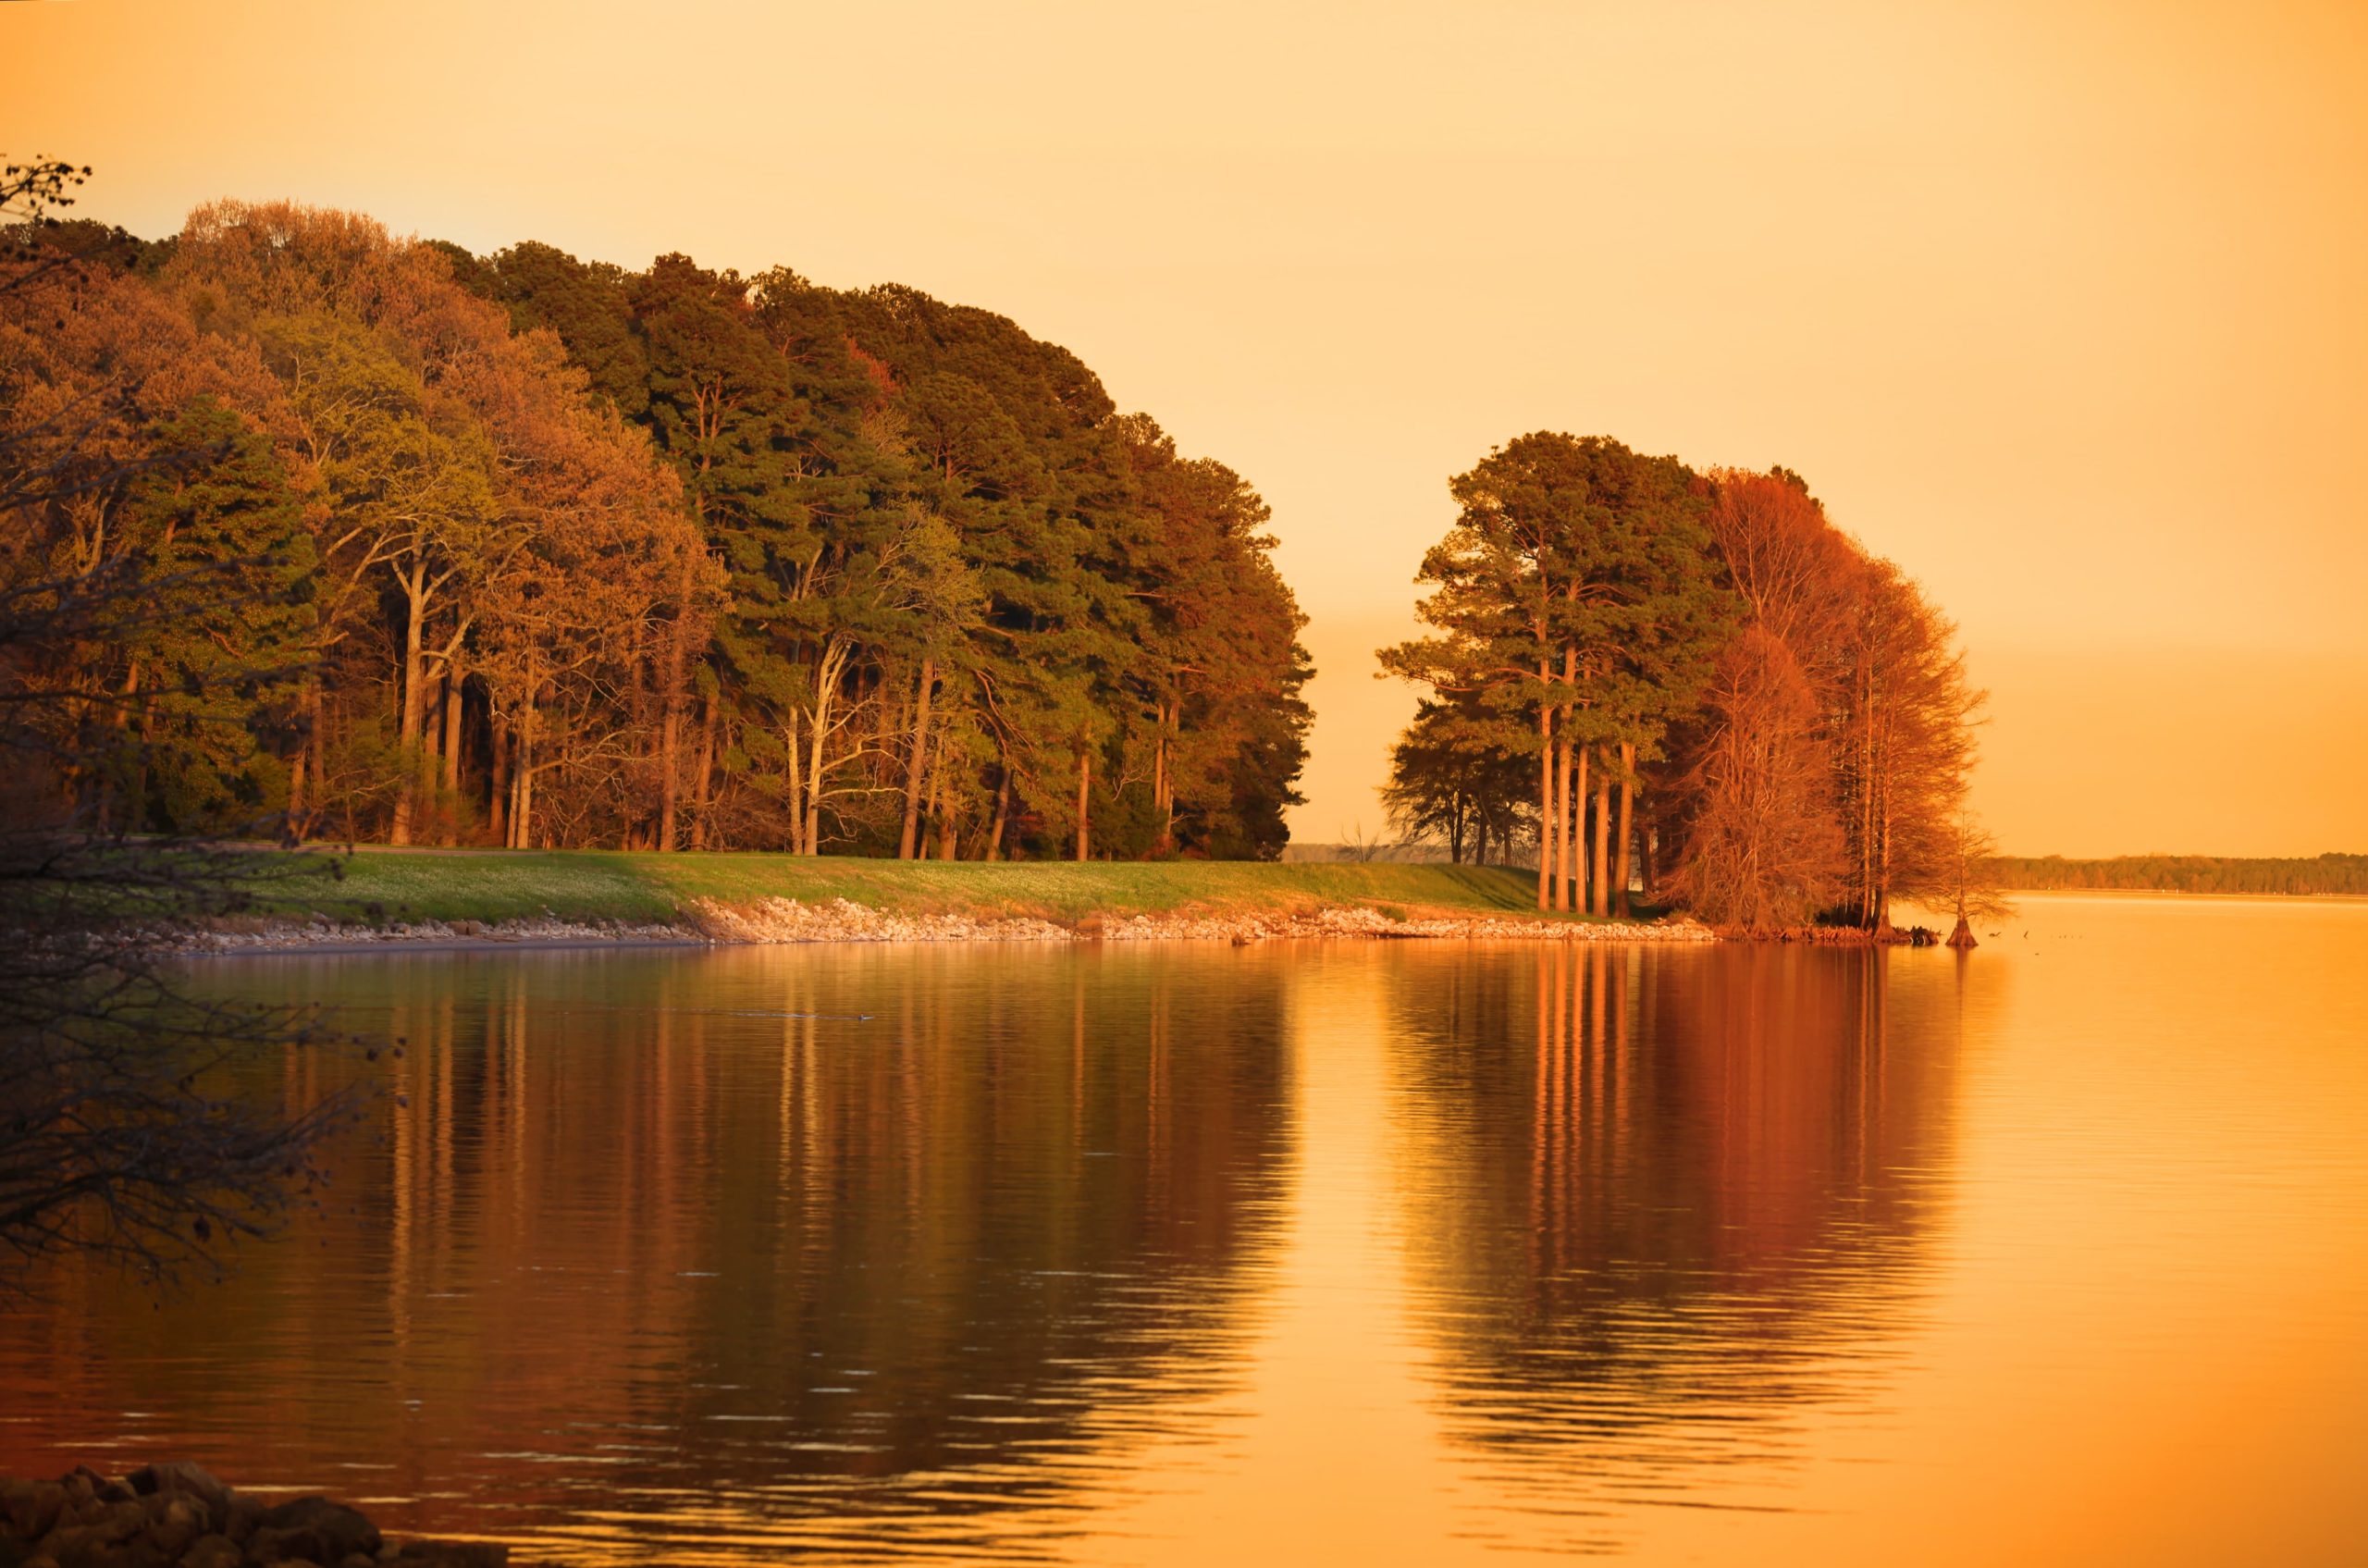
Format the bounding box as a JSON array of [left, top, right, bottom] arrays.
[[1990, 854, 2368, 897], [1382, 437, 1982, 932], [0, 201, 1311, 859]]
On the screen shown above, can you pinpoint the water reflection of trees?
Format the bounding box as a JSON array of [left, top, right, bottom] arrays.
[[0, 945, 1292, 1562], [1386, 944, 1967, 1541]]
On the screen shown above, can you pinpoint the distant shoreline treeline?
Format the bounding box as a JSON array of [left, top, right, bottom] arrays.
[[3, 196, 1311, 861], [1284, 843, 2368, 899], [1989, 854, 2368, 896]]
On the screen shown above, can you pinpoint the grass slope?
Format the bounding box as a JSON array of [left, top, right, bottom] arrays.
[[266, 849, 1593, 927]]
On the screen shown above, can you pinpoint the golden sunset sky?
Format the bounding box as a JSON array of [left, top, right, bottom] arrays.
[[13, 0, 2364, 855]]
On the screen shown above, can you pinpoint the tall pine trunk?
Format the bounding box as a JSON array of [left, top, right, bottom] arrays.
[[285, 737, 306, 844], [898, 658, 934, 859], [442, 675, 463, 795], [510, 705, 535, 850], [390, 560, 426, 846], [1535, 669, 1553, 911], [783, 712, 805, 856], [917, 724, 944, 860], [1153, 697, 1175, 851], [1558, 637, 1580, 909], [1074, 747, 1091, 862], [984, 767, 1010, 862], [487, 715, 508, 846], [1571, 746, 1588, 912], [287, 682, 319, 843], [929, 721, 956, 859], [1591, 767, 1612, 918], [1615, 740, 1635, 918], [689, 697, 718, 850], [1553, 722, 1572, 913], [656, 698, 679, 851], [656, 557, 695, 854], [804, 697, 830, 858], [419, 674, 441, 840]]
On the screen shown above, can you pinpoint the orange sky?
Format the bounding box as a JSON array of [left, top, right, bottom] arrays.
[[12, 0, 2365, 855]]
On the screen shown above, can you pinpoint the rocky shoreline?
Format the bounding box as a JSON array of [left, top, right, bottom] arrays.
[[174, 895, 1720, 954], [0, 1463, 504, 1568]]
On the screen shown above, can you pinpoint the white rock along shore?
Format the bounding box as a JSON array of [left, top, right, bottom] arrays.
[[176, 896, 1718, 953]]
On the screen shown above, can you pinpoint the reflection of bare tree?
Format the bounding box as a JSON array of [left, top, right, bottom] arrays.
[[1386, 944, 1968, 1546], [0, 945, 1292, 1562]]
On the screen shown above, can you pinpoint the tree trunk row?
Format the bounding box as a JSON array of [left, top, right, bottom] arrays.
[[1536, 726, 1653, 917]]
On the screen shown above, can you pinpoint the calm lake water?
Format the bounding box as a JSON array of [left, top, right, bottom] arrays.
[[4, 895, 2365, 1564]]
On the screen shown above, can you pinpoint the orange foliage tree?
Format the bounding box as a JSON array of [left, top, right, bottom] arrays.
[[1669, 468, 1984, 931], [156, 202, 718, 846]]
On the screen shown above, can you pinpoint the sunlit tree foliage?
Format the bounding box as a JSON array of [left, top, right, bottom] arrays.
[[3, 198, 1311, 859]]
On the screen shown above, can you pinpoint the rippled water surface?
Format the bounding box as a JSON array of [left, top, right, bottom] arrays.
[[5, 895, 2365, 1564]]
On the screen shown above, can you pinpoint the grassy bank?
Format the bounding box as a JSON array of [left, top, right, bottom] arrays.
[[258, 849, 1594, 928]]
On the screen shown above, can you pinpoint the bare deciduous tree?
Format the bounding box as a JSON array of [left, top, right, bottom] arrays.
[[1671, 626, 1844, 931], [0, 833, 362, 1284], [1940, 809, 2014, 947]]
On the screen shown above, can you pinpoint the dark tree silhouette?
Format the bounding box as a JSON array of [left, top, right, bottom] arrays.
[[1, 156, 367, 1287]]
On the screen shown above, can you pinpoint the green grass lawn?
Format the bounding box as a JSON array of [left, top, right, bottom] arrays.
[[254, 848, 1608, 927]]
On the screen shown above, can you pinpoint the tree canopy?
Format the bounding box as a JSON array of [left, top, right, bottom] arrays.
[[2, 200, 1313, 860]]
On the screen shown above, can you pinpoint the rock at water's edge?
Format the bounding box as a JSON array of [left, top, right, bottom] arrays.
[[0, 1463, 506, 1567]]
